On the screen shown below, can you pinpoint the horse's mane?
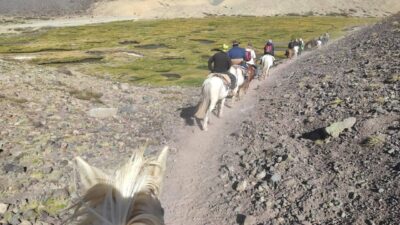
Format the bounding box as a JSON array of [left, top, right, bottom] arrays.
[[65, 146, 168, 225]]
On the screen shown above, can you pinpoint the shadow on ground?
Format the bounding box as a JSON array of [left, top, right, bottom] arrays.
[[301, 127, 329, 141], [178, 105, 202, 129]]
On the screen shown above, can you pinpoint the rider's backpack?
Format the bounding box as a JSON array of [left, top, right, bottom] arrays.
[[244, 50, 252, 61], [264, 44, 273, 53]]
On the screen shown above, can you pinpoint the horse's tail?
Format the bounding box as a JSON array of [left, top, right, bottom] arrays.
[[194, 80, 211, 119]]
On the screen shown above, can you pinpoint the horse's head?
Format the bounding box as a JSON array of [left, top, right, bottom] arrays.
[[65, 147, 168, 225]]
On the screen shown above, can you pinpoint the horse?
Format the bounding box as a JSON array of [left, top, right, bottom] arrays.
[[194, 74, 230, 131], [316, 39, 322, 48], [240, 64, 256, 95], [229, 65, 245, 102], [305, 39, 318, 50], [65, 146, 168, 225], [194, 66, 244, 131], [259, 54, 275, 80]]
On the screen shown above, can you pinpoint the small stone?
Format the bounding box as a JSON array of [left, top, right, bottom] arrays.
[[325, 117, 356, 138], [0, 203, 9, 214], [20, 220, 32, 225], [378, 188, 384, 193], [120, 83, 129, 90], [256, 171, 266, 180], [270, 173, 281, 183], [238, 150, 246, 156], [244, 215, 256, 225], [88, 108, 118, 118], [236, 180, 248, 192], [306, 117, 315, 123], [9, 213, 21, 225], [3, 164, 25, 173]]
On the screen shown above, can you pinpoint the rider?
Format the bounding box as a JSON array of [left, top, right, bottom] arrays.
[[298, 38, 305, 55], [287, 40, 295, 59], [245, 43, 257, 66], [264, 39, 275, 56], [228, 40, 246, 66], [245, 42, 258, 76], [208, 43, 236, 89]]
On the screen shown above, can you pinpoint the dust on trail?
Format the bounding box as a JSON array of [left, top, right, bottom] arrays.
[[161, 57, 297, 224]]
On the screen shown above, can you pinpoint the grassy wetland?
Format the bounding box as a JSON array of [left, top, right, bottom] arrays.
[[0, 16, 376, 86]]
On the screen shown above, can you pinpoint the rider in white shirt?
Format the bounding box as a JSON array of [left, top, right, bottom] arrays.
[[245, 42, 258, 77], [245, 43, 257, 66]]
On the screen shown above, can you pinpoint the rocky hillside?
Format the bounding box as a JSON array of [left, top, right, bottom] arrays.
[[91, 0, 400, 18], [0, 0, 399, 18], [0, 0, 97, 17], [0, 62, 198, 224], [211, 14, 400, 224]]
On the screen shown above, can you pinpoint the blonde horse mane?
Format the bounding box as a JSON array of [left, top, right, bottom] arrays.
[[65, 146, 168, 225]]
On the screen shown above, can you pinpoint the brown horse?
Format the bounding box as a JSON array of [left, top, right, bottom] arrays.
[[240, 64, 256, 94], [65, 146, 168, 225]]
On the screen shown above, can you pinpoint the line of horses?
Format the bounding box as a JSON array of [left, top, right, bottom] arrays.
[[194, 54, 275, 131]]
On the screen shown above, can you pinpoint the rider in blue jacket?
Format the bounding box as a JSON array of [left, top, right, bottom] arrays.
[[228, 40, 246, 65]]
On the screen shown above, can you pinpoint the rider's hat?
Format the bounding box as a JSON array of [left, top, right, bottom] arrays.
[[222, 44, 229, 52], [232, 40, 240, 46]]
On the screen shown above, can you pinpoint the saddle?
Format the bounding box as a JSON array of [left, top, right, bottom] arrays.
[[208, 73, 231, 87]]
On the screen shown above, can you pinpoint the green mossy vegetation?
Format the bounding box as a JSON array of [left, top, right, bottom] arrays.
[[0, 16, 376, 86], [21, 197, 69, 216]]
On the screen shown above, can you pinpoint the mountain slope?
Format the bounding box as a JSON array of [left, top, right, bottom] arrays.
[[0, 0, 399, 18]]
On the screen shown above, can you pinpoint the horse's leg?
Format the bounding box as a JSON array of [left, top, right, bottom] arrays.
[[231, 87, 238, 104], [203, 98, 217, 131], [259, 69, 263, 81], [244, 82, 249, 94], [237, 87, 242, 100], [218, 98, 226, 118]]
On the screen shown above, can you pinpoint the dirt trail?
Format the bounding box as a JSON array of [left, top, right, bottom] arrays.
[[161, 57, 297, 224]]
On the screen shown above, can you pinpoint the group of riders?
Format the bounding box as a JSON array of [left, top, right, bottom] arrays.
[[285, 38, 305, 59], [207, 33, 330, 92], [207, 39, 275, 91]]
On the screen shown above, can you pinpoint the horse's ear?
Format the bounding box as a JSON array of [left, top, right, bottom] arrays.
[[147, 146, 168, 195], [157, 147, 168, 174], [75, 157, 110, 189]]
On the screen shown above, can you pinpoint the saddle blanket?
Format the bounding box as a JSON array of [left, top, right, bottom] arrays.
[[208, 73, 231, 86]]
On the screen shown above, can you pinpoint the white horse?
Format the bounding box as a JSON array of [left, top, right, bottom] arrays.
[[293, 45, 299, 57], [259, 54, 275, 80], [65, 146, 168, 225], [317, 40, 322, 48], [194, 75, 229, 131], [194, 67, 244, 131], [229, 65, 245, 102]]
